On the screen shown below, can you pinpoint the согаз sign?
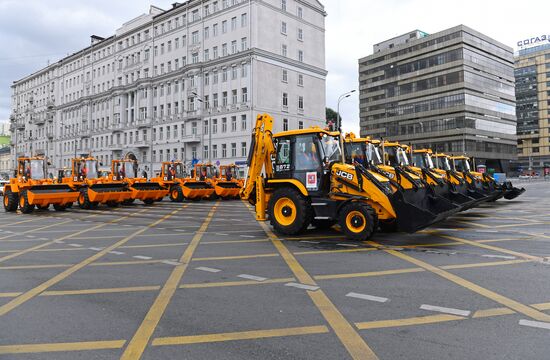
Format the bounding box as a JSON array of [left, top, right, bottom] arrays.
[[517, 35, 550, 48]]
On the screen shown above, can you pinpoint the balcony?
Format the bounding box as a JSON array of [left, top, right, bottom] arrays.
[[46, 130, 54, 139], [133, 140, 150, 148], [111, 123, 125, 132], [182, 134, 201, 143], [109, 143, 123, 151], [32, 116, 45, 126], [136, 118, 152, 128], [16, 122, 25, 131], [46, 100, 55, 110]]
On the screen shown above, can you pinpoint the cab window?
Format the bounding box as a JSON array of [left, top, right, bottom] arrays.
[[294, 135, 321, 171], [275, 138, 291, 172]]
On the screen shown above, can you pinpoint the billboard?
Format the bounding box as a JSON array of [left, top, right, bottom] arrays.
[[517, 35, 550, 49]]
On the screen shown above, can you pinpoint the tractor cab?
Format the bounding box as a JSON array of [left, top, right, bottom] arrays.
[[112, 159, 138, 180], [72, 158, 100, 182], [194, 163, 218, 181], [18, 157, 47, 182], [433, 153, 452, 171], [162, 161, 186, 181], [220, 164, 241, 182], [452, 156, 472, 173], [272, 127, 341, 196], [411, 150, 435, 170]]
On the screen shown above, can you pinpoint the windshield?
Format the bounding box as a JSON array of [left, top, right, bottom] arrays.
[[454, 159, 471, 172], [425, 154, 435, 169], [198, 166, 215, 179], [385, 146, 408, 166], [86, 160, 98, 179], [29, 160, 45, 180], [165, 163, 185, 179], [412, 153, 424, 167], [224, 166, 239, 179], [320, 135, 341, 163], [124, 162, 136, 178]]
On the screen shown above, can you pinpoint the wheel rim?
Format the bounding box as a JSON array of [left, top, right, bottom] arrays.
[[3, 195, 9, 207], [346, 211, 366, 233], [172, 189, 179, 199], [273, 197, 297, 226], [19, 196, 25, 208], [79, 193, 85, 204]]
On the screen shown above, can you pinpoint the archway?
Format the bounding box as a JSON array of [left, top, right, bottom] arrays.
[[124, 152, 137, 161]]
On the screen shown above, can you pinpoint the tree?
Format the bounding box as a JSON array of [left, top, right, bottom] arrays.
[[326, 107, 341, 131]]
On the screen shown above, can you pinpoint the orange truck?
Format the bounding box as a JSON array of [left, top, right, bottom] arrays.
[[3, 157, 79, 213], [152, 161, 214, 202], [111, 159, 168, 205], [66, 157, 133, 209]]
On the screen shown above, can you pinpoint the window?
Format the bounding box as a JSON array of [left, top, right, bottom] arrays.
[[282, 93, 288, 107], [242, 87, 248, 102], [192, 146, 197, 160], [281, 0, 286, 11], [192, 31, 199, 44], [282, 69, 288, 82], [222, 91, 228, 106], [232, 90, 237, 104], [297, 6, 303, 18], [192, 52, 199, 64], [298, 96, 304, 110], [298, 74, 304, 86], [222, 117, 227, 132], [204, 120, 209, 135], [241, 37, 248, 51], [192, 9, 199, 21], [167, 41, 172, 52], [298, 50, 304, 62], [222, 144, 227, 157], [231, 116, 237, 131], [241, 13, 248, 27], [212, 145, 218, 158], [212, 119, 218, 133], [231, 66, 238, 79], [298, 28, 303, 41], [222, 20, 227, 33], [204, 27, 210, 39], [213, 46, 218, 59], [231, 143, 237, 157], [241, 142, 247, 157], [182, 35, 187, 47], [283, 118, 288, 131], [213, 93, 219, 107], [204, 72, 210, 85], [222, 68, 228, 82], [222, 43, 228, 56], [231, 17, 237, 31], [241, 63, 248, 77], [241, 115, 247, 130], [282, 44, 287, 57], [231, 40, 237, 54], [203, 146, 209, 160], [281, 21, 287, 34], [213, 23, 218, 36], [298, 121, 303, 129], [191, 121, 197, 135]]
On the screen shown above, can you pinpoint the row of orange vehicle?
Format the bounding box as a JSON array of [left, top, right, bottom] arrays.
[[3, 157, 244, 214]]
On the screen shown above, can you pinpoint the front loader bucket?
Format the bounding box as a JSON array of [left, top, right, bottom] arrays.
[[26, 184, 79, 206], [88, 183, 132, 203], [389, 187, 460, 233], [434, 183, 477, 212], [214, 181, 241, 198], [502, 181, 526, 200], [129, 182, 169, 201], [182, 181, 215, 199]]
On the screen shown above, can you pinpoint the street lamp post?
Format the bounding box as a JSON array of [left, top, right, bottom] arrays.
[[336, 90, 356, 163]]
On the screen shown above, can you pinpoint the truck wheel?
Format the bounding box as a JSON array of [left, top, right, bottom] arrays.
[[18, 190, 35, 214], [143, 199, 155, 205], [36, 204, 50, 210], [268, 187, 312, 235], [106, 201, 119, 208], [123, 199, 135, 205], [338, 202, 376, 241], [78, 189, 91, 209], [379, 219, 398, 232], [169, 185, 184, 202], [3, 189, 18, 212], [53, 204, 67, 211]]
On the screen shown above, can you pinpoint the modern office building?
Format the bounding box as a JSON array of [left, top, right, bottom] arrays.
[[514, 42, 550, 171], [359, 25, 517, 172], [10, 0, 327, 175]]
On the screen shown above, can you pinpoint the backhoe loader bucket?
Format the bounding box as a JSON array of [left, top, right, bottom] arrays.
[[389, 187, 460, 233], [182, 181, 215, 199], [214, 181, 241, 198], [502, 182, 525, 200], [129, 182, 169, 202], [87, 183, 132, 203], [434, 182, 478, 211], [26, 184, 79, 207]]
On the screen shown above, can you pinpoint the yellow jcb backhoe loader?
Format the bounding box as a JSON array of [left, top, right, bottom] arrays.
[[343, 135, 460, 231], [111, 159, 168, 205], [241, 114, 455, 240], [3, 157, 79, 213]]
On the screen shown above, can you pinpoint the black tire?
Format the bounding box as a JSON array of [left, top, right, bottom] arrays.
[[379, 218, 398, 233], [143, 199, 155, 205], [3, 189, 18, 212], [338, 202, 376, 241], [123, 198, 135, 205], [78, 189, 91, 209], [106, 201, 119, 208], [36, 204, 50, 210], [268, 187, 312, 235], [169, 185, 184, 202], [311, 219, 336, 230], [53, 204, 67, 211], [90, 202, 99, 209], [18, 190, 35, 214]]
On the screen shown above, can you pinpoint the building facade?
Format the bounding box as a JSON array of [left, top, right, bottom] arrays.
[[10, 0, 327, 175], [359, 25, 517, 172], [514, 43, 550, 171]]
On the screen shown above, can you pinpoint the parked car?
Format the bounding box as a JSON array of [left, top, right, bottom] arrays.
[[0, 180, 8, 196]]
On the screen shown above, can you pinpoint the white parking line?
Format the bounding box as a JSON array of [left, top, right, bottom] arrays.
[[420, 304, 471, 317], [240, 235, 256, 238], [89, 247, 104, 251], [195, 266, 222, 273], [68, 244, 83, 247], [337, 243, 359, 247], [482, 254, 516, 260], [109, 251, 125, 255], [216, 233, 229, 236], [133, 255, 152, 260], [237, 274, 267, 282], [346, 292, 389, 303], [284, 282, 320, 291], [162, 260, 182, 266], [519, 319, 550, 330], [475, 230, 499, 233], [300, 241, 319, 244]]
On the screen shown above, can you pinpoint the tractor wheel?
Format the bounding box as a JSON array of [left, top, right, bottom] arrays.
[[338, 202, 376, 241], [78, 189, 92, 209], [379, 219, 398, 233], [123, 199, 135, 205], [106, 201, 119, 208], [143, 199, 155, 205], [268, 187, 312, 235], [311, 219, 336, 230], [53, 204, 67, 211], [90, 202, 99, 209], [169, 185, 184, 202], [18, 190, 35, 214], [3, 189, 18, 212], [36, 204, 50, 210]]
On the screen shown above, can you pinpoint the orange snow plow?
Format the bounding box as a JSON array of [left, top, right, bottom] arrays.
[[111, 159, 168, 205], [152, 161, 214, 202]]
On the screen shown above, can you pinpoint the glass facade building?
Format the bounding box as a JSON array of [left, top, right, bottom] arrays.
[[359, 25, 517, 172], [514, 44, 550, 171]]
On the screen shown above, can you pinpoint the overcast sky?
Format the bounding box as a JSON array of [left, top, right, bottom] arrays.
[[0, 0, 548, 134]]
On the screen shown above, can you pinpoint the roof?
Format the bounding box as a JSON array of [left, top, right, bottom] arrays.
[[273, 127, 339, 138]]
